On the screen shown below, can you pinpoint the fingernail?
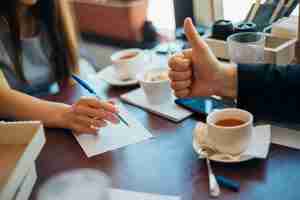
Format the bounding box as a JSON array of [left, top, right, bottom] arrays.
[[113, 116, 120, 124], [91, 125, 100, 130], [106, 113, 118, 124], [112, 115, 120, 124], [114, 106, 120, 113]]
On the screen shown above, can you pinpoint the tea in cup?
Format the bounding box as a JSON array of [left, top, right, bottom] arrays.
[[206, 108, 253, 155]]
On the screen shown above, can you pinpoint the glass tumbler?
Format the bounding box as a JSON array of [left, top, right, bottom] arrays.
[[227, 32, 266, 64]]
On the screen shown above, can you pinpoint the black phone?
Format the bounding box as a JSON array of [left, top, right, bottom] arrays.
[[175, 97, 234, 116]]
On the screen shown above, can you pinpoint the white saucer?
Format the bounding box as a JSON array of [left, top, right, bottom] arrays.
[[95, 65, 139, 87], [193, 123, 254, 163]]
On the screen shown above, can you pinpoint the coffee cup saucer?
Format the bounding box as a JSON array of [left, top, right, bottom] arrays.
[[94, 65, 139, 87], [193, 122, 254, 163]]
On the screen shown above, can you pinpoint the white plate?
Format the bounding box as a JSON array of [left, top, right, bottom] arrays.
[[193, 123, 254, 163], [95, 65, 139, 87]]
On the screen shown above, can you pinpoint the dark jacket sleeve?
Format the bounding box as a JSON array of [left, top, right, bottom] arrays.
[[237, 64, 300, 123]]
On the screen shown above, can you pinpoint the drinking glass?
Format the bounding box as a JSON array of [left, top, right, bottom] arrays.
[[227, 32, 265, 64], [37, 169, 110, 200]]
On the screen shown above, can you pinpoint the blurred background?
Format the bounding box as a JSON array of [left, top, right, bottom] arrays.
[[75, 0, 299, 70]]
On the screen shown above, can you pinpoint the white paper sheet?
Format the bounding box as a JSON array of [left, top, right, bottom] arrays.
[[271, 126, 300, 150], [109, 189, 180, 200], [74, 104, 153, 157], [121, 88, 192, 122], [244, 125, 271, 158]]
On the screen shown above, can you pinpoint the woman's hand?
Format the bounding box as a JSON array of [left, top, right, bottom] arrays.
[[59, 97, 119, 134], [168, 18, 238, 99]]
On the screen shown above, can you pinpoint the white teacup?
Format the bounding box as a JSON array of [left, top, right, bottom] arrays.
[[137, 67, 172, 105], [206, 108, 253, 155], [37, 169, 111, 200], [111, 49, 147, 80]]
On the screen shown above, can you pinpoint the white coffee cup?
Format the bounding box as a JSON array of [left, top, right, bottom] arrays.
[[37, 169, 111, 200], [137, 67, 172, 105], [206, 108, 253, 155], [111, 48, 147, 80]]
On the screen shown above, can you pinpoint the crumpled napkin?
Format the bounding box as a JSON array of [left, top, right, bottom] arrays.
[[194, 123, 243, 161]]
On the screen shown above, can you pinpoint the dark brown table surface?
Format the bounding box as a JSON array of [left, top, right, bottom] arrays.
[[29, 80, 300, 200]]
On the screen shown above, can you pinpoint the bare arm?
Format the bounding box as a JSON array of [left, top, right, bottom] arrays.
[[0, 86, 119, 133], [0, 86, 69, 127], [168, 18, 238, 100]]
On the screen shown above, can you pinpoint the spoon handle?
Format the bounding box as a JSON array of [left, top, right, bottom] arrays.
[[206, 159, 221, 198]]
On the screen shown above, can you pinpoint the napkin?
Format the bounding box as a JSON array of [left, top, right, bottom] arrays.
[[194, 123, 271, 161]]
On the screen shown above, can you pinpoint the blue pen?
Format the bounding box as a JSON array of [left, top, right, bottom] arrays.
[[216, 176, 240, 192], [71, 74, 129, 127]]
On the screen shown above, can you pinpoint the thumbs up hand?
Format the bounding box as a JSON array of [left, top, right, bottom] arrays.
[[168, 18, 237, 99]]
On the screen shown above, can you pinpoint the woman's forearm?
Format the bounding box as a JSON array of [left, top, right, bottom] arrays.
[[0, 87, 70, 128]]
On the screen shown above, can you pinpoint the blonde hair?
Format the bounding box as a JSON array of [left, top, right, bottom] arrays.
[[57, 0, 79, 72]]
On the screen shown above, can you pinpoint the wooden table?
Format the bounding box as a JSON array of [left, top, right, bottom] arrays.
[[29, 80, 300, 200]]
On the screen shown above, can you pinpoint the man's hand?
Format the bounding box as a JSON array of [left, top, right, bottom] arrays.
[[168, 18, 237, 99]]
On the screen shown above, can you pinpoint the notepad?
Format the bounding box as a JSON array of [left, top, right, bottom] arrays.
[[121, 88, 192, 122], [109, 189, 180, 200], [74, 104, 153, 157]]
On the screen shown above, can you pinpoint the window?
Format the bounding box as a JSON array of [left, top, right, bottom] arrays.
[[291, 5, 299, 16], [223, 0, 254, 22], [147, 0, 298, 31], [223, 0, 298, 22], [147, 0, 175, 31]]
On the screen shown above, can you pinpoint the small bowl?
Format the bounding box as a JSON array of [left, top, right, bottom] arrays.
[[137, 67, 172, 105]]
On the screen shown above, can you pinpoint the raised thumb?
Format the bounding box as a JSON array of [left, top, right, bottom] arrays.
[[184, 18, 208, 52]]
